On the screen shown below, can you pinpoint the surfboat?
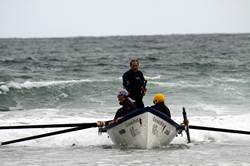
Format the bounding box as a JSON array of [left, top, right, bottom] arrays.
[[103, 107, 183, 149]]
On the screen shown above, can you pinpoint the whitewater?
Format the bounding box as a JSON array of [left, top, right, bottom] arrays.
[[0, 34, 250, 165]]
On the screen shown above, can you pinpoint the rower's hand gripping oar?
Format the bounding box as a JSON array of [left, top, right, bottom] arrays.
[[182, 107, 191, 143], [0, 123, 97, 146]]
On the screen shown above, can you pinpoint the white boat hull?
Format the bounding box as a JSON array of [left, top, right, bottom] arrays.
[[106, 107, 181, 149]]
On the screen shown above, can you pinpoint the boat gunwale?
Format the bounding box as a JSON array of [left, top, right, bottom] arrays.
[[105, 107, 183, 130]]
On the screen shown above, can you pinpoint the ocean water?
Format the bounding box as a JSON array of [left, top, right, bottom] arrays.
[[0, 34, 250, 166]]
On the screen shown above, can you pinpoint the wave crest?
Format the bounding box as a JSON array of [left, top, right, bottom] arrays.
[[0, 79, 112, 92]]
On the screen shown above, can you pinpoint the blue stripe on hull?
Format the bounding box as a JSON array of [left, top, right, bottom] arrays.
[[106, 107, 183, 130]]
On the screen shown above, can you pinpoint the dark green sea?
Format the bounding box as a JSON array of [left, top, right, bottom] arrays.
[[0, 34, 250, 165]]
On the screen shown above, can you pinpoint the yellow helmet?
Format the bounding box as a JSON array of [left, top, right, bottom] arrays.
[[153, 93, 166, 104]]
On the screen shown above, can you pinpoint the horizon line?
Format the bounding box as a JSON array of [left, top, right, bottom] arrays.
[[0, 32, 250, 39]]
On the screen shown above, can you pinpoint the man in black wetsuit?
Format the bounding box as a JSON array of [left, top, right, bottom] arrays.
[[122, 59, 147, 109], [151, 93, 171, 117]]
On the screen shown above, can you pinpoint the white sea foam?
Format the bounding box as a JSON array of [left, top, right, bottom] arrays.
[[0, 79, 111, 91], [211, 77, 248, 83], [117, 75, 161, 81], [190, 103, 229, 115], [0, 84, 10, 93], [144, 75, 161, 80], [1, 108, 249, 147], [150, 80, 211, 88], [0, 108, 112, 147], [173, 113, 250, 145]]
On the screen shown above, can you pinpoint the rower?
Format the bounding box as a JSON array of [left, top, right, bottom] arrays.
[[150, 93, 171, 117], [97, 90, 137, 127]]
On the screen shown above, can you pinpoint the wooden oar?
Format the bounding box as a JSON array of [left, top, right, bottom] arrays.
[[189, 125, 250, 135], [1, 123, 97, 146], [0, 123, 96, 130], [182, 107, 191, 143]]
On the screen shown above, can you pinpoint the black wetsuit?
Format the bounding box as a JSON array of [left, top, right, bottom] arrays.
[[114, 98, 137, 120], [151, 102, 171, 118], [122, 69, 146, 109]]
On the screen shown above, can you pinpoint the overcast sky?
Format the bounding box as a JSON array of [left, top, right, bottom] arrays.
[[0, 0, 250, 38]]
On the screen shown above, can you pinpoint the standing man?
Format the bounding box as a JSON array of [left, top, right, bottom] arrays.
[[122, 59, 147, 109]]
